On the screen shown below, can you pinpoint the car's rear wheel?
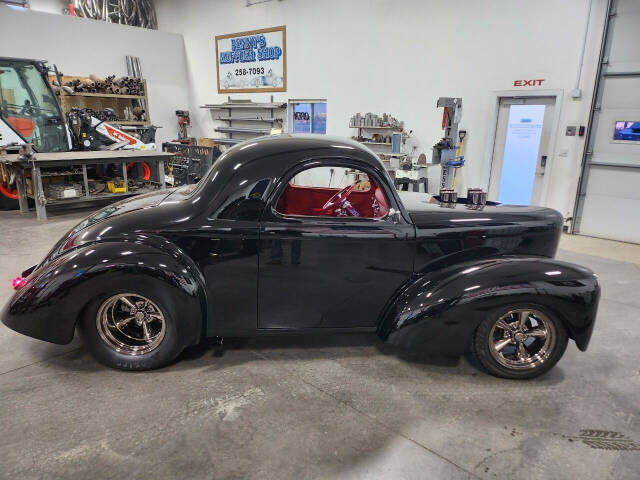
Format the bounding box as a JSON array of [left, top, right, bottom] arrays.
[[472, 305, 568, 379], [80, 289, 183, 370]]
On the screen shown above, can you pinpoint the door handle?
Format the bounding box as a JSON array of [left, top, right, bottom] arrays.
[[540, 155, 547, 168]]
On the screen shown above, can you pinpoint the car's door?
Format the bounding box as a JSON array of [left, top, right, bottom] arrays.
[[170, 170, 270, 338], [257, 159, 415, 330]]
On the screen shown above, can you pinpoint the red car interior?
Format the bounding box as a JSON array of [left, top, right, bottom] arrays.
[[276, 180, 389, 218]]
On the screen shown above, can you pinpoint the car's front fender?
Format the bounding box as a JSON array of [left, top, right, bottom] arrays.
[[1, 238, 207, 347], [377, 257, 600, 355]]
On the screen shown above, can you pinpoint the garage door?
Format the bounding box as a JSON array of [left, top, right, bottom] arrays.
[[573, 0, 640, 244]]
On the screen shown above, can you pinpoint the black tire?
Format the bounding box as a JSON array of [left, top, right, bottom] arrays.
[[79, 284, 183, 371], [472, 303, 568, 379], [0, 192, 18, 211]]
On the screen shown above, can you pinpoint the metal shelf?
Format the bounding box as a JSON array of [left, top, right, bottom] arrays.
[[215, 126, 271, 135], [39, 169, 84, 177], [216, 116, 279, 122], [38, 187, 161, 205], [205, 97, 284, 148], [63, 92, 146, 99], [213, 138, 244, 145], [201, 102, 286, 109], [115, 121, 148, 126], [350, 125, 401, 130], [360, 141, 393, 146]]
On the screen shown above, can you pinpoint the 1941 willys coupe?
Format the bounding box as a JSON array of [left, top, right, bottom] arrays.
[[1, 135, 600, 378]]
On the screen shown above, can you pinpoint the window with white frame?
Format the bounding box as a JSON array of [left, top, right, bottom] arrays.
[[288, 100, 327, 134]]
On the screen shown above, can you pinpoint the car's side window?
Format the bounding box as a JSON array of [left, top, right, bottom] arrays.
[[216, 178, 271, 221], [275, 166, 389, 219]]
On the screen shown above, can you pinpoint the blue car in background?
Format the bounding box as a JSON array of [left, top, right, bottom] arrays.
[[614, 121, 640, 141]]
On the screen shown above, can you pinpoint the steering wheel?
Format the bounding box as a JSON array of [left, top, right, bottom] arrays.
[[321, 184, 360, 216]]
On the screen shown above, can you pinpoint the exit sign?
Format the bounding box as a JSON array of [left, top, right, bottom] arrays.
[[514, 79, 545, 87]]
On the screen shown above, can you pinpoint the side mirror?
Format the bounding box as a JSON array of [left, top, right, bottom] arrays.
[[388, 208, 401, 224]]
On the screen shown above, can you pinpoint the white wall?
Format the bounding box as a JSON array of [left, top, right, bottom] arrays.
[[28, 0, 66, 14], [154, 0, 607, 218], [0, 4, 189, 145]]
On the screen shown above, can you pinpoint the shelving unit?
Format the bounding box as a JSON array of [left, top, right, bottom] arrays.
[[50, 75, 150, 126], [350, 124, 402, 149], [201, 96, 286, 147]]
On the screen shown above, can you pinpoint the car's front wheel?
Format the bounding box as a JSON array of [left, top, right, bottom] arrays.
[[80, 289, 183, 370], [472, 305, 568, 379]]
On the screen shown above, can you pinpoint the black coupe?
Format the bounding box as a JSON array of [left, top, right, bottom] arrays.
[[1, 135, 600, 378]]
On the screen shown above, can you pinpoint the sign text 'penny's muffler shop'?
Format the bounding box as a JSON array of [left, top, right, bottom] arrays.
[[215, 25, 287, 94]]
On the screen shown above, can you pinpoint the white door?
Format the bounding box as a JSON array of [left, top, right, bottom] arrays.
[[488, 97, 555, 205]]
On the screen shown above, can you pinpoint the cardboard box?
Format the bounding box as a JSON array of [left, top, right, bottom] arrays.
[[198, 138, 219, 148]]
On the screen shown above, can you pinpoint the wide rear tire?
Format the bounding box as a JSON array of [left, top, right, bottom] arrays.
[[79, 285, 183, 370]]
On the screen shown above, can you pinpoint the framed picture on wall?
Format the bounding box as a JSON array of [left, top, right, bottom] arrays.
[[611, 120, 640, 144], [215, 25, 287, 94]]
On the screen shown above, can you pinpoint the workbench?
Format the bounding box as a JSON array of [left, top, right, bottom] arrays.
[[1, 149, 172, 220]]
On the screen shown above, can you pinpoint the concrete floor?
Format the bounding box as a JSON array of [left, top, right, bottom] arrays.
[[0, 208, 639, 479]]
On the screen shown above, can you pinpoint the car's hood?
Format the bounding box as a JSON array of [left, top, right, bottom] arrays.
[[398, 191, 562, 228]]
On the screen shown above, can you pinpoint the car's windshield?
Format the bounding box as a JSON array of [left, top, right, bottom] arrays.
[[0, 59, 68, 152]]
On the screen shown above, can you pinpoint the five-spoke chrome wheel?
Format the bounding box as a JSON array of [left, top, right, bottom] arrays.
[[96, 294, 166, 355], [488, 308, 556, 371]]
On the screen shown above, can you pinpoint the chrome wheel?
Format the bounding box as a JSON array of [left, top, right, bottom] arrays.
[[96, 294, 166, 355], [489, 308, 556, 371]]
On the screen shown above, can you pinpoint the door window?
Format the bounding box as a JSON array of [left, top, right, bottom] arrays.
[[275, 166, 389, 218], [0, 60, 68, 152], [488, 96, 555, 205], [497, 104, 545, 204]]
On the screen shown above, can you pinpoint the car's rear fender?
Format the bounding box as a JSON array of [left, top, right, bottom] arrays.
[[377, 257, 600, 355], [1, 238, 207, 347]]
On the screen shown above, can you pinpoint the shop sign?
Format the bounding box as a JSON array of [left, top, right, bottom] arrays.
[[215, 26, 287, 93]]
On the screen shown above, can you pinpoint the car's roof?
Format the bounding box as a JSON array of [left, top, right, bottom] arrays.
[[209, 134, 385, 180], [223, 133, 377, 158], [191, 134, 395, 215]]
